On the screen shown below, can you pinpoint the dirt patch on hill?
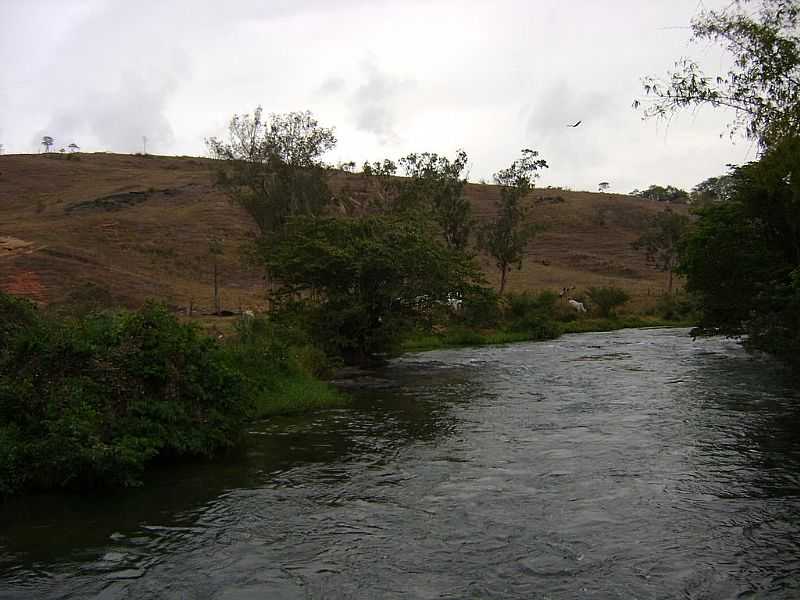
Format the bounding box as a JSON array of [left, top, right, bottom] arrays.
[[0, 236, 36, 258], [64, 185, 200, 215], [1, 270, 46, 302]]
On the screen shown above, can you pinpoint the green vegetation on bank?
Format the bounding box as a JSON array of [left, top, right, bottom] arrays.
[[0, 293, 343, 495], [638, 0, 800, 366], [401, 289, 693, 352]]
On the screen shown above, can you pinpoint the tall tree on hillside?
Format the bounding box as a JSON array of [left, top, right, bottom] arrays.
[[399, 149, 474, 251], [690, 175, 736, 206], [206, 107, 337, 235], [630, 184, 689, 203], [361, 159, 401, 211], [478, 149, 548, 294], [41, 136, 54, 153], [67, 143, 80, 153], [632, 208, 690, 294]]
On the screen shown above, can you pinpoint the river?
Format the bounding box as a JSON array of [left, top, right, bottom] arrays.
[[1, 328, 799, 598]]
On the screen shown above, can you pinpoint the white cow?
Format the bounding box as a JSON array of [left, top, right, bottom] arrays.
[[568, 298, 587, 313]]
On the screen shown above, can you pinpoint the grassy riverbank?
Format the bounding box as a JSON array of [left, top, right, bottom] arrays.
[[0, 293, 345, 495], [401, 290, 694, 352], [401, 315, 691, 352], [0, 288, 691, 496]]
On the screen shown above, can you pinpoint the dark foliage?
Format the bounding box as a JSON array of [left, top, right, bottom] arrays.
[[0, 299, 251, 494]]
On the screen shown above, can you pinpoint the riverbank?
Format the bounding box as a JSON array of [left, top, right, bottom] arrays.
[[401, 315, 692, 352], [5, 328, 795, 598], [0, 294, 346, 496], [0, 289, 690, 496]]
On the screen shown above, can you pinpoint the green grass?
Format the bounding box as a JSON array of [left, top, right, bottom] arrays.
[[560, 315, 687, 334], [250, 372, 348, 418], [401, 315, 693, 353]]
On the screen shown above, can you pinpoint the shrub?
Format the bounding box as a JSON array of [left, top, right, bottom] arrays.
[[505, 291, 558, 330], [459, 286, 501, 328], [586, 286, 630, 318], [655, 291, 699, 322], [0, 299, 251, 494]]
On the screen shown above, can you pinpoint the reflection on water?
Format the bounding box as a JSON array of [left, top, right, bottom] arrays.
[[1, 328, 799, 599]]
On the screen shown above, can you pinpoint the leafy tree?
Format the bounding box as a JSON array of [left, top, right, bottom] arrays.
[[360, 151, 475, 251], [636, 0, 800, 147], [41, 136, 54, 153], [632, 208, 690, 294], [68, 143, 80, 153], [206, 107, 336, 235], [478, 149, 548, 294], [586, 286, 630, 318], [635, 0, 800, 363], [681, 136, 800, 347], [398, 150, 474, 251], [259, 215, 483, 365], [690, 174, 736, 206], [598, 181, 610, 192], [630, 184, 689, 203], [361, 158, 401, 211]]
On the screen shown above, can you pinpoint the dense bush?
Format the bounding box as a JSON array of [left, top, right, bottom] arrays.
[[0, 299, 251, 494], [503, 291, 561, 339], [586, 286, 630, 318], [459, 286, 502, 328], [655, 291, 698, 321], [260, 215, 483, 365]]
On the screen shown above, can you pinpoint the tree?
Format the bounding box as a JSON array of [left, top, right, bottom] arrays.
[[478, 149, 548, 294], [259, 215, 483, 364], [41, 136, 54, 153], [67, 143, 80, 153], [398, 150, 474, 251], [361, 159, 400, 211], [0, 144, 5, 155], [690, 174, 736, 206], [586, 286, 630, 318], [632, 208, 690, 294], [630, 184, 689, 203], [636, 0, 800, 147], [206, 107, 337, 235], [598, 182, 610, 192], [681, 136, 800, 347], [635, 0, 800, 364]]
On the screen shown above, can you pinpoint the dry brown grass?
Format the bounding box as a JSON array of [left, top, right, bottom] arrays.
[[0, 152, 685, 314]]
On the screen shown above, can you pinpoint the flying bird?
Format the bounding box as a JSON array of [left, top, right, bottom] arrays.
[[567, 120, 582, 128]]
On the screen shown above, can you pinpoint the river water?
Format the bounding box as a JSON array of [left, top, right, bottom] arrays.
[[1, 328, 799, 599]]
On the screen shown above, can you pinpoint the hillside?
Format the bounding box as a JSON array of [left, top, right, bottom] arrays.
[[0, 153, 683, 314]]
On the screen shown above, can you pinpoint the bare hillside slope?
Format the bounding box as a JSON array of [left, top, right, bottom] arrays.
[[0, 153, 681, 312]]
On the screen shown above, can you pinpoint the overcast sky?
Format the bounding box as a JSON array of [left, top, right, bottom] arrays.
[[1, 0, 757, 192]]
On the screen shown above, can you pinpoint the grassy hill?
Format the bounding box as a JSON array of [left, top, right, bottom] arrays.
[[0, 152, 682, 314]]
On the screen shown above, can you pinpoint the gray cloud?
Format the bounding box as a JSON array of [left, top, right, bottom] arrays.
[[1, 0, 753, 189], [526, 80, 615, 141], [351, 61, 414, 146], [43, 72, 178, 153], [316, 76, 347, 97]]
